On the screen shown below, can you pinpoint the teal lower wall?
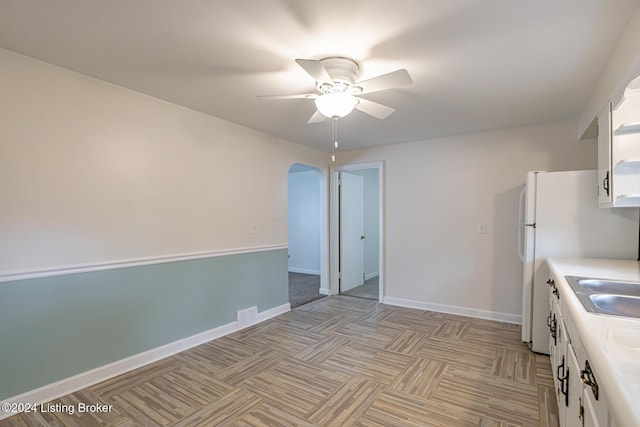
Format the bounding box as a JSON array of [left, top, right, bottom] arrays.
[[0, 248, 288, 400]]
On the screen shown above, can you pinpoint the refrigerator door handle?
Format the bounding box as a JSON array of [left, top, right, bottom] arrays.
[[518, 187, 527, 262]]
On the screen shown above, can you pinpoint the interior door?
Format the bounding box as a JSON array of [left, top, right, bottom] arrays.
[[340, 171, 365, 292]]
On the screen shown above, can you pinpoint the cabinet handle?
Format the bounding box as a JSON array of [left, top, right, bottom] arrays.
[[579, 396, 584, 422], [559, 365, 570, 407], [547, 312, 552, 327], [603, 171, 610, 196], [557, 355, 565, 379], [549, 316, 557, 345], [557, 355, 570, 407], [580, 360, 599, 400], [547, 279, 559, 299]]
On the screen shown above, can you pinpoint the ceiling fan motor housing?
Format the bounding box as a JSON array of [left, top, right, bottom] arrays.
[[317, 57, 360, 93], [260, 56, 410, 122]]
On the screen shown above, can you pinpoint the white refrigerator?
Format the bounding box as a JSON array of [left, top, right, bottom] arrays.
[[519, 170, 639, 354]]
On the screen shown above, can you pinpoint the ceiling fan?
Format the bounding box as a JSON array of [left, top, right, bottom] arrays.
[[260, 56, 413, 123]]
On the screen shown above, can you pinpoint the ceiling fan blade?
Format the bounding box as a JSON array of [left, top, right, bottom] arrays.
[[355, 98, 395, 119], [307, 110, 327, 124], [355, 69, 412, 94], [295, 59, 333, 86], [258, 94, 316, 100]]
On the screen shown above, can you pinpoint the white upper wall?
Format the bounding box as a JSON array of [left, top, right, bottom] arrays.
[[0, 35, 611, 320], [0, 47, 327, 274], [338, 120, 597, 318]]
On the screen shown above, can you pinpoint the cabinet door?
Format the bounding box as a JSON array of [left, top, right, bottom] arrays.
[[565, 344, 584, 427], [582, 361, 609, 427], [555, 322, 568, 423], [610, 84, 640, 206], [549, 295, 569, 423], [548, 294, 557, 360], [598, 101, 612, 205], [583, 390, 601, 427]]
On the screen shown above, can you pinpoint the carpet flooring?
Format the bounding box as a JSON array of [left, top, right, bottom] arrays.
[[288, 272, 325, 308], [289, 273, 379, 307]]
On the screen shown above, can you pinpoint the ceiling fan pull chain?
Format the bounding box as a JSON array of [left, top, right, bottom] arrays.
[[331, 117, 339, 162]]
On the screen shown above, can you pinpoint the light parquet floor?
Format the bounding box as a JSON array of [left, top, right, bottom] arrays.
[[2, 296, 559, 427]]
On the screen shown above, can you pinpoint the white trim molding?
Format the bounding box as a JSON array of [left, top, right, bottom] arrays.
[[383, 297, 522, 325], [287, 268, 321, 275], [255, 303, 291, 324], [0, 244, 288, 283], [364, 272, 379, 281], [0, 303, 290, 421]]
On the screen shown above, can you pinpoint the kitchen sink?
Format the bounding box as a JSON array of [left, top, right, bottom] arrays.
[[574, 278, 640, 296], [565, 276, 640, 319], [589, 294, 640, 318]]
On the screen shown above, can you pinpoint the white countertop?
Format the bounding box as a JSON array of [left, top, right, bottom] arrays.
[[546, 257, 640, 426]]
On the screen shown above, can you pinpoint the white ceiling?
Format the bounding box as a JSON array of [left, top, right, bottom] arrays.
[[0, 0, 638, 152]]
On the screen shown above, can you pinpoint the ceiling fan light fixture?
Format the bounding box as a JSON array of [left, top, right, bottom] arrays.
[[315, 92, 358, 118]]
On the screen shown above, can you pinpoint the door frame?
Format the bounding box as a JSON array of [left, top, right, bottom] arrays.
[[287, 163, 330, 297], [330, 161, 384, 302]]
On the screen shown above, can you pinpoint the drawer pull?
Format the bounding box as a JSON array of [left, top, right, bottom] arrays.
[[559, 366, 570, 407], [580, 360, 599, 400], [557, 356, 565, 379], [547, 278, 559, 299], [556, 355, 570, 407]]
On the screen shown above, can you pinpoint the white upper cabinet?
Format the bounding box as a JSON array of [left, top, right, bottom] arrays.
[[597, 102, 613, 205], [598, 75, 640, 207]]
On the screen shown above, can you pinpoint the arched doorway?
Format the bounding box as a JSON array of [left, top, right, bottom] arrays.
[[287, 163, 328, 307]]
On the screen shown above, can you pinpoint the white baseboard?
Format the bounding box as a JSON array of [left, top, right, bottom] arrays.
[[319, 287, 331, 295], [256, 303, 290, 324], [364, 272, 379, 281], [0, 303, 290, 421], [287, 267, 321, 275], [383, 297, 521, 325]]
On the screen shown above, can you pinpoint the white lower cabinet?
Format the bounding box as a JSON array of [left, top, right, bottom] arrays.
[[547, 275, 617, 427], [583, 390, 600, 427], [565, 344, 582, 427]]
